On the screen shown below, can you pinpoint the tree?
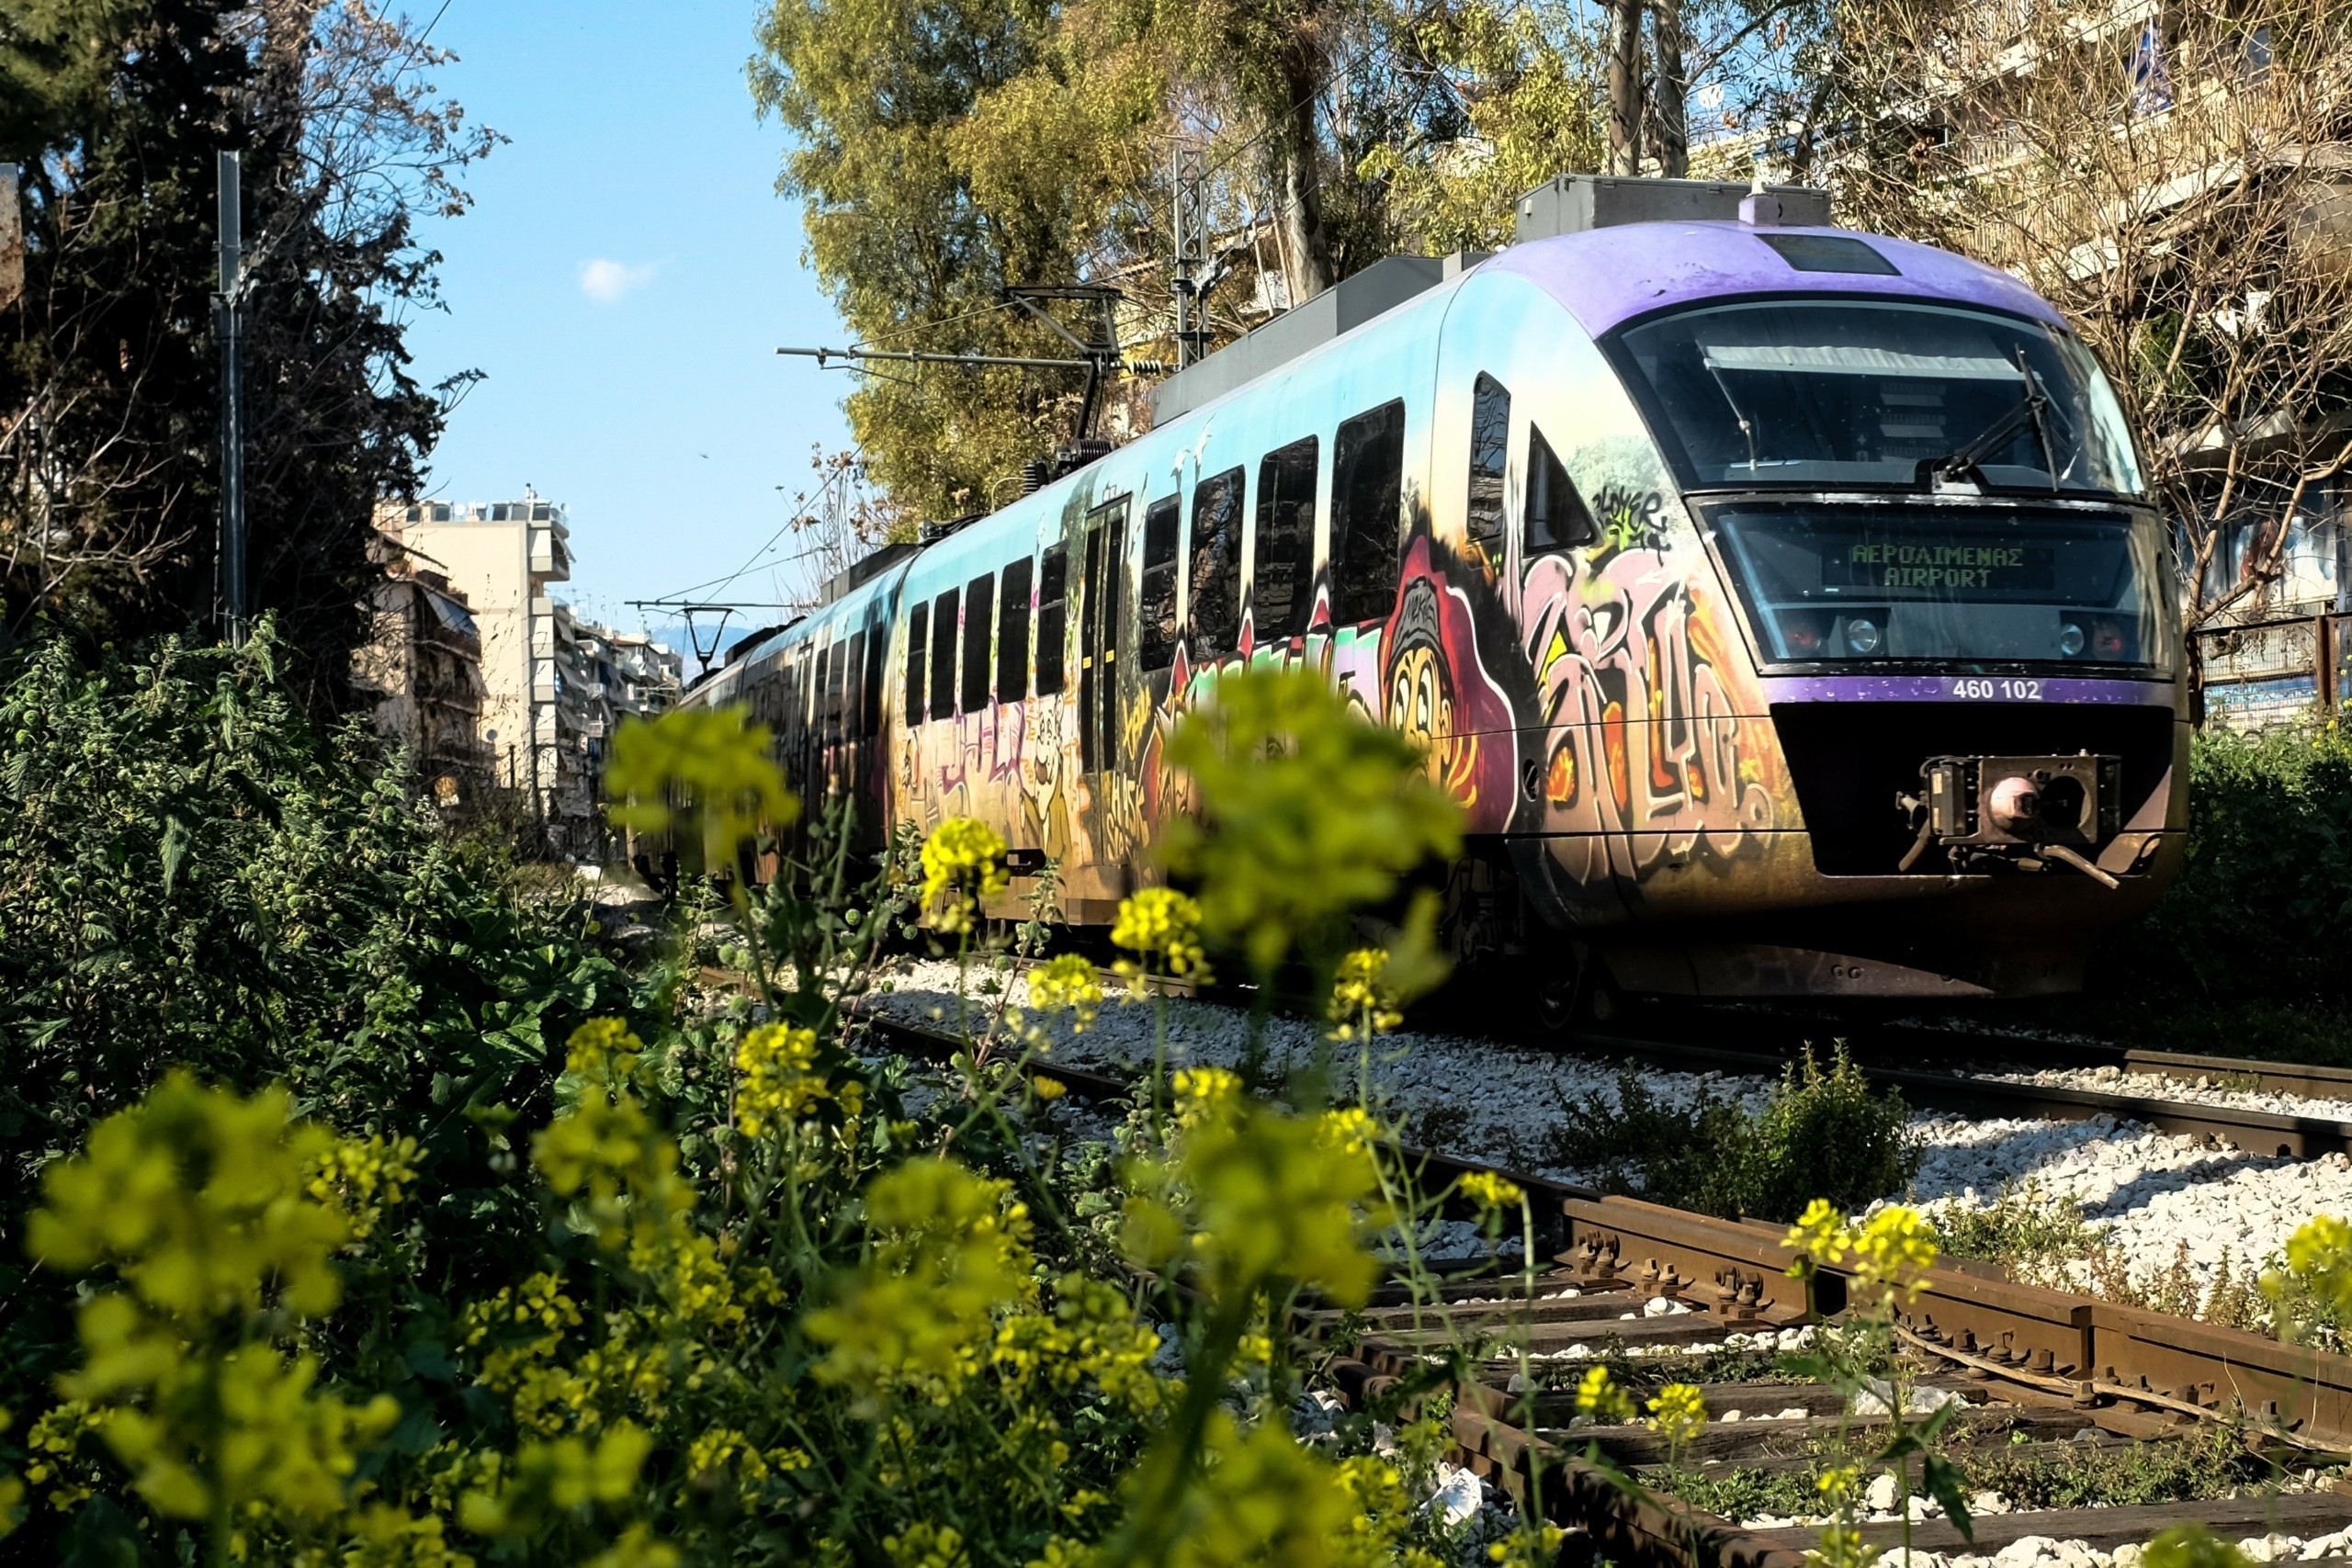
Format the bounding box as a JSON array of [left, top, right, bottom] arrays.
[[0, 0, 495, 705], [1830, 0, 2352, 630], [752, 0, 1164, 519]]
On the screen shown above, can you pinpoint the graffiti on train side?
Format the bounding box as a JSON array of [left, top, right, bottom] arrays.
[[1517, 504, 1771, 881]]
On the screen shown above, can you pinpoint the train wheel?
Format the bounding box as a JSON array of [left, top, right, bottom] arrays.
[[1532, 957, 1621, 1036]]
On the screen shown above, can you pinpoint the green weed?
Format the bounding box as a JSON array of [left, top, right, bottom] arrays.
[[1547, 1047, 1917, 1223]]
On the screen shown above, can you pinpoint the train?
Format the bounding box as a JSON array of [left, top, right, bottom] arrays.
[[677, 176, 2187, 1007]]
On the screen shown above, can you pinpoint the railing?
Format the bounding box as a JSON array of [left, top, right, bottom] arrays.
[[2191, 608, 2351, 727]]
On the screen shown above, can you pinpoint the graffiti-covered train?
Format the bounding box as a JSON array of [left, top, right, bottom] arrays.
[[683, 183, 2187, 1004]]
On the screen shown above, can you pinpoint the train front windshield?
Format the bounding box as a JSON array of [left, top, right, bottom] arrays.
[[1610, 299, 2143, 494], [1610, 298, 2174, 671]]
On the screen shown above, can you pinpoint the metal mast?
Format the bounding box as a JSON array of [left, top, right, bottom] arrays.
[[216, 152, 249, 644]]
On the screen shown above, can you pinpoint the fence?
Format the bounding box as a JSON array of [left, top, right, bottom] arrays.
[[2192, 609, 2351, 728]]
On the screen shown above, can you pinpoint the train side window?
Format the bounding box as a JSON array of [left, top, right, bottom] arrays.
[[962, 571, 995, 712], [1252, 436, 1317, 642], [997, 558, 1033, 700], [929, 589, 957, 721], [1525, 423, 1599, 552], [1187, 466, 1243, 660], [844, 630, 866, 739], [1139, 497, 1181, 670], [1467, 373, 1510, 547], [862, 622, 886, 736], [1036, 544, 1069, 695], [830, 636, 850, 743], [815, 644, 833, 744], [1332, 399, 1405, 623], [904, 603, 928, 726]]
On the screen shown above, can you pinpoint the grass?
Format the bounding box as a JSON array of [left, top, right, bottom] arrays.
[[1653, 1423, 2276, 1523], [1544, 1047, 1917, 1223], [1928, 1186, 2272, 1333]]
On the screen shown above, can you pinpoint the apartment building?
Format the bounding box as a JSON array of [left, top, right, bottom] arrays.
[[378, 491, 686, 851], [539, 602, 684, 853], [351, 558, 495, 801], [382, 491, 575, 826]]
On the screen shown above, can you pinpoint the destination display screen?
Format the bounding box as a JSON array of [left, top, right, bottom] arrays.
[[1705, 502, 2175, 668], [1822, 539, 2057, 594]]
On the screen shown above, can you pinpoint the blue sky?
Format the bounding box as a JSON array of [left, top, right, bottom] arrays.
[[400, 0, 853, 647]]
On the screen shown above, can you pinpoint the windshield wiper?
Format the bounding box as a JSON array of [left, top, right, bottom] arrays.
[[1915, 348, 2063, 491]]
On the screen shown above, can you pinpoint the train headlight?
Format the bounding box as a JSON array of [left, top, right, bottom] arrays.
[[2058, 622, 2086, 657], [1845, 617, 1883, 655]]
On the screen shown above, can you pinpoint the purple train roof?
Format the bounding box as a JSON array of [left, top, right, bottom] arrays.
[[1486, 220, 2070, 338]]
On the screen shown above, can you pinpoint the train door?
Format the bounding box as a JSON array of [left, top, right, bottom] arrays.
[[1078, 495, 1127, 777]]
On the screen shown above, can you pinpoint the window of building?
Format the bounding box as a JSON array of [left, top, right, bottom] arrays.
[[962, 571, 995, 713], [1036, 544, 1069, 695], [1252, 436, 1317, 641], [1332, 400, 1405, 623], [929, 589, 958, 721], [1138, 497, 1181, 670], [904, 602, 928, 726], [1467, 373, 1509, 547], [1525, 424, 1599, 553], [1188, 466, 1244, 660], [998, 558, 1033, 700]]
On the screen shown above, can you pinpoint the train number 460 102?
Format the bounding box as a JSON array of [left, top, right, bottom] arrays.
[[1951, 678, 2042, 699]]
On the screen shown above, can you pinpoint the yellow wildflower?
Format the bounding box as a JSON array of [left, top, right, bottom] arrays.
[[2265, 1213, 2352, 1334], [1808, 1523, 1883, 1568], [886, 1522, 969, 1568], [735, 1022, 832, 1137], [24, 1399, 102, 1511], [1025, 1539, 1096, 1568], [1783, 1197, 1848, 1277], [1110, 887, 1210, 982], [1327, 946, 1402, 1039], [1458, 1170, 1523, 1214], [28, 1071, 347, 1323], [1487, 1526, 1569, 1568], [920, 817, 1010, 933], [1645, 1382, 1708, 1449], [458, 1423, 650, 1537], [605, 706, 799, 877], [303, 1131, 421, 1242], [1317, 1106, 1377, 1157], [808, 1159, 1038, 1402], [1033, 1076, 1069, 1101], [1026, 953, 1105, 1032], [1155, 1413, 1401, 1568], [1850, 1205, 1939, 1297], [1159, 667, 1463, 976], [1573, 1365, 1635, 1425], [339, 1505, 476, 1568], [1125, 1101, 1385, 1307], [1170, 1066, 1243, 1127], [1815, 1464, 1863, 1506], [2143, 1524, 2255, 1568], [565, 1018, 645, 1091]]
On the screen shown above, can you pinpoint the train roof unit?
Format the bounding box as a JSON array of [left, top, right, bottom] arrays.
[[1151, 175, 2064, 429]]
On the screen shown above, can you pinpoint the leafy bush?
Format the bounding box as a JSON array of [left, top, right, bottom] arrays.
[[2075, 717, 2352, 1058], [1550, 1048, 1917, 1223], [0, 626, 638, 1509], [0, 667, 1553, 1566]]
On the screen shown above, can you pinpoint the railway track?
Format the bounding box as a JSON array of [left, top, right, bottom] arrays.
[[852, 1005, 2352, 1568], [898, 950, 2352, 1159], [1556, 1026, 2352, 1161]]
